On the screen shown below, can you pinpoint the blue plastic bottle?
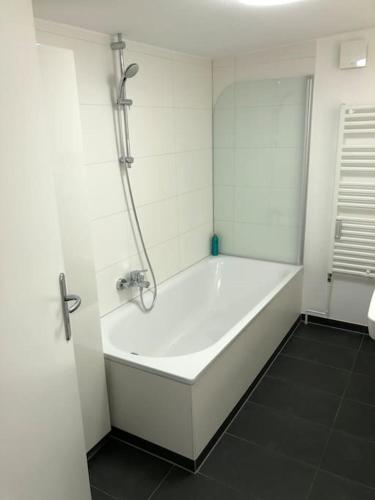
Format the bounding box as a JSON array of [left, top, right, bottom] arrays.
[[211, 234, 219, 256]]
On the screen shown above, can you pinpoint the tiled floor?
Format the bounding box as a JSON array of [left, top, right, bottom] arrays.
[[89, 322, 375, 499]]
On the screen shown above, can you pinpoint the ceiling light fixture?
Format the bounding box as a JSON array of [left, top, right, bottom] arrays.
[[239, 0, 301, 6]]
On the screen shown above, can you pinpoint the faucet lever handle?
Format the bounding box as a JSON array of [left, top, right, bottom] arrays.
[[130, 269, 148, 281]]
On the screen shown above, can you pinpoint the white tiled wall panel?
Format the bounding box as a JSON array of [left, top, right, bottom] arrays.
[[36, 20, 213, 315]]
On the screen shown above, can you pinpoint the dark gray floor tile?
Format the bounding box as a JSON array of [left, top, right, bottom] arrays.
[[283, 336, 357, 370], [151, 467, 251, 500], [354, 351, 375, 379], [321, 431, 375, 488], [268, 355, 350, 396], [309, 471, 375, 500], [91, 486, 114, 500], [360, 336, 375, 355], [335, 399, 375, 442], [201, 434, 315, 500], [250, 376, 340, 426], [295, 324, 362, 350], [88, 438, 171, 500], [227, 402, 329, 465], [346, 373, 375, 406]]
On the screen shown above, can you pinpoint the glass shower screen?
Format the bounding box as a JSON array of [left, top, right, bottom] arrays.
[[213, 76, 311, 265]]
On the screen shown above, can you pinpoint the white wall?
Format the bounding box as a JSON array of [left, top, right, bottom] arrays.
[[303, 28, 375, 325], [35, 19, 213, 316]]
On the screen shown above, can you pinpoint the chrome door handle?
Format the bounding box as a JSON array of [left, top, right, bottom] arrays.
[[65, 294, 81, 313], [59, 273, 81, 341]]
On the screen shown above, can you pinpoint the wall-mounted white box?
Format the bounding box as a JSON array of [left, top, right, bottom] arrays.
[[340, 39, 367, 69]]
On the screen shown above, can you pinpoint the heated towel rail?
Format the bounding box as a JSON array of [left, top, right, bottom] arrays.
[[329, 104, 375, 279]]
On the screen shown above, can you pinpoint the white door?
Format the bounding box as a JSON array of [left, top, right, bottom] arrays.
[[0, 2, 91, 499], [38, 44, 111, 452]]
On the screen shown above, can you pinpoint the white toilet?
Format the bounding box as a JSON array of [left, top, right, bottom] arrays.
[[368, 290, 375, 340]]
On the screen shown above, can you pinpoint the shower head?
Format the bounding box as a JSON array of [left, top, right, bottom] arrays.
[[123, 63, 139, 80], [118, 63, 139, 104]]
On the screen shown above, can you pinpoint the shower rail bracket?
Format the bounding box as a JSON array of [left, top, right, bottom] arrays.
[[119, 155, 134, 166], [118, 97, 133, 106]]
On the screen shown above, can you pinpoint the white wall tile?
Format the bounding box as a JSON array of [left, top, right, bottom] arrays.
[[36, 30, 114, 105], [179, 223, 212, 270], [235, 107, 274, 148], [173, 61, 212, 109], [274, 104, 305, 147], [235, 148, 274, 187], [126, 51, 174, 108], [233, 222, 274, 260], [275, 77, 307, 106], [175, 109, 212, 152], [214, 186, 235, 222], [235, 80, 279, 107], [213, 220, 236, 254], [137, 197, 179, 248], [158, 155, 179, 200], [91, 211, 136, 270], [96, 258, 134, 316], [130, 154, 177, 207], [131, 107, 175, 157], [149, 237, 181, 283], [213, 64, 235, 108], [178, 187, 212, 234], [235, 187, 270, 225], [268, 188, 300, 227], [272, 147, 302, 188], [213, 108, 234, 149], [176, 149, 212, 194], [128, 157, 160, 207], [86, 162, 125, 219], [213, 149, 235, 186], [80, 105, 118, 164]]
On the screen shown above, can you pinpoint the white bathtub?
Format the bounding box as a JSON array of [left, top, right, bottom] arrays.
[[103, 256, 303, 464]]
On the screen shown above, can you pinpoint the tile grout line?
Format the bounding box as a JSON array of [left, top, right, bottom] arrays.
[[197, 470, 246, 496], [304, 319, 368, 336], [110, 435, 194, 474], [248, 399, 329, 429], [193, 319, 301, 475], [94, 221, 211, 274], [90, 484, 118, 499], [249, 398, 375, 447], [265, 373, 344, 399], [90, 184, 213, 224], [225, 431, 318, 470], [279, 352, 353, 373], [310, 468, 375, 493], [294, 331, 364, 349], [147, 465, 175, 500], [305, 334, 365, 499]]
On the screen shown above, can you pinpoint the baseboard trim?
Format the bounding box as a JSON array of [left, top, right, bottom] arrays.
[[87, 433, 110, 461], [301, 314, 368, 334], [110, 315, 301, 472], [111, 427, 195, 471]]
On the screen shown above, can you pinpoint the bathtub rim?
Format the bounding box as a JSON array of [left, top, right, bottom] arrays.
[[102, 258, 303, 385]]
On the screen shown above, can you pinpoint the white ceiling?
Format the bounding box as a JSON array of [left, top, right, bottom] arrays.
[[32, 0, 375, 57]]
